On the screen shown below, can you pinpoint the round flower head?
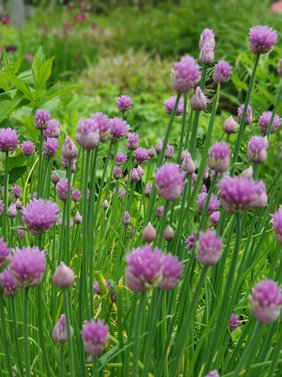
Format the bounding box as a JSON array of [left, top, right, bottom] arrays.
[[164, 145, 174, 159], [62, 136, 78, 161], [253, 181, 268, 209], [76, 118, 100, 149], [223, 116, 237, 134], [148, 147, 156, 158], [123, 211, 130, 226], [34, 109, 50, 130], [186, 232, 196, 252], [81, 319, 109, 356], [53, 262, 75, 289], [229, 314, 240, 331], [7, 203, 17, 218], [0, 238, 9, 265], [144, 183, 152, 198], [278, 58, 282, 77], [11, 185, 21, 198], [51, 171, 60, 184], [272, 206, 282, 244], [164, 96, 184, 116], [196, 230, 222, 266], [249, 279, 282, 323], [113, 166, 122, 180], [258, 111, 281, 134], [190, 87, 208, 111], [125, 246, 163, 291], [91, 112, 111, 142], [154, 163, 185, 201], [180, 150, 196, 175], [116, 152, 127, 165], [208, 142, 231, 172], [172, 55, 201, 93], [213, 60, 232, 84], [0, 269, 18, 296], [130, 165, 144, 182], [116, 95, 132, 113], [210, 211, 220, 225], [219, 175, 257, 214], [163, 226, 174, 241], [159, 253, 182, 290], [199, 28, 215, 64], [237, 104, 252, 125], [21, 140, 35, 156], [22, 199, 59, 236], [111, 117, 129, 139], [56, 179, 71, 201], [52, 314, 73, 343], [43, 119, 60, 139], [156, 206, 164, 218], [197, 192, 220, 215], [71, 189, 81, 202], [249, 26, 277, 55], [17, 227, 25, 239], [10, 247, 46, 288], [248, 136, 268, 163], [127, 132, 139, 150], [0, 128, 19, 152], [134, 147, 149, 164], [43, 137, 59, 158], [205, 371, 220, 377]]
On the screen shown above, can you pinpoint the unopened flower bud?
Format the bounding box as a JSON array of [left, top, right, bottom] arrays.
[[7, 203, 17, 218], [190, 87, 207, 111], [223, 116, 237, 134], [163, 226, 174, 241], [142, 222, 157, 243], [53, 262, 75, 289]]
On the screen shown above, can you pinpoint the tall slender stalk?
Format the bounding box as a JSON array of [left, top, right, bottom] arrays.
[[24, 288, 31, 377]]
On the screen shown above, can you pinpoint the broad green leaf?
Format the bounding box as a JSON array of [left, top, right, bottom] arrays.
[[0, 72, 33, 100], [0, 97, 24, 123]]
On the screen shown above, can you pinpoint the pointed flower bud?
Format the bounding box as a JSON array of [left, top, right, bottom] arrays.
[[142, 222, 157, 243], [53, 262, 75, 288], [190, 87, 207, 111]]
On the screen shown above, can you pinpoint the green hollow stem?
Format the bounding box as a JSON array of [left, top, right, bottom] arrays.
[[231, 54, 260, 173], [132, 292, 146, 377], [3, 151, 9, 240], [92, 356, 99, 377], [65, 161, 72, 264], [11, 296, 24, 376], [60, 344, 65, 377], [37, 130, 44, 196], [24, 288, 31, 377], [177, 93, 188, 162], [63, 288, 76, 377]]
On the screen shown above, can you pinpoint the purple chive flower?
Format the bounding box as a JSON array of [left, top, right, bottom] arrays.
[[164, 145, 174, 160], [123, 211, 130, 226], [102, 200, 109, 210], [125, 245, 163, 291], [249, 25, 277, 55], [148, 147, 156, 158], [156, 206, 164, 218], [10, 247, 46, 288], [159, 254, 183, 290], [186, 233, 196, 252], [229, 314, 241, 331], [223, 116, 237, 134], [0, 269, 18, 296], [272, 206, 282, 244], [172, 55, 201, 93], [142, 222, 157, 243], [199, 28, 215, 65], [127, 132, 139, 150], [134, 147, 149, 164], [180, 150, 196, 175], [7, 203, 17, 218], [53, 262, 75, 288], [248, 136, 268, 163], [258, 111, 281, 134], [196, 230, 222, 266], [21, 141, 35, 156], [164, 96, 184, 116], [213, 60, 232, 84], [210, 211, 220, 225], [190, 87, 208, 111], [43, 119, 60, 139], [278, 58, 282, 77], [81, 319, 109, 356], [0, 238, 9, 265], [52, 314, 73, 343], [254, 181, 268, 209], [71, 189, 81, 202], [116, 152, 127, 165], [34, 109, 50, 130], [91, 112, 111, 142], [56, 179, 71, 201], [62, 157, 77, 172], [240, 166, 253, 179], [76, 118, 100, 149], [93, 280, 116, 302], [130, 166, 144, 182], [144, 183, 152, 198], [0, 128, 19, 152], [15, 199, 22, 210], [197, 192, 220, 215], [22, 199, 59, 236], [62, 137, 78, 161], [204, 370, 220, 377], [111, 117, 129, 139], [155, 163, 185, 201], [237, 104, 252, 125], [43, 137, 59, 158], [163, 226, 174, 241], [219, 175, 257, 214], [118, 188, 126, 199], [74, 212, 82, 225], [113, 166, 122, 180], [155, 139, 164, 154], [11, 185, 21, 198], [249, 279, 282, 323], [51, 171, 60, 184], [17, 227, 25, 239], [208, 142, 231, 172], [116, 95, 132, 113]]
